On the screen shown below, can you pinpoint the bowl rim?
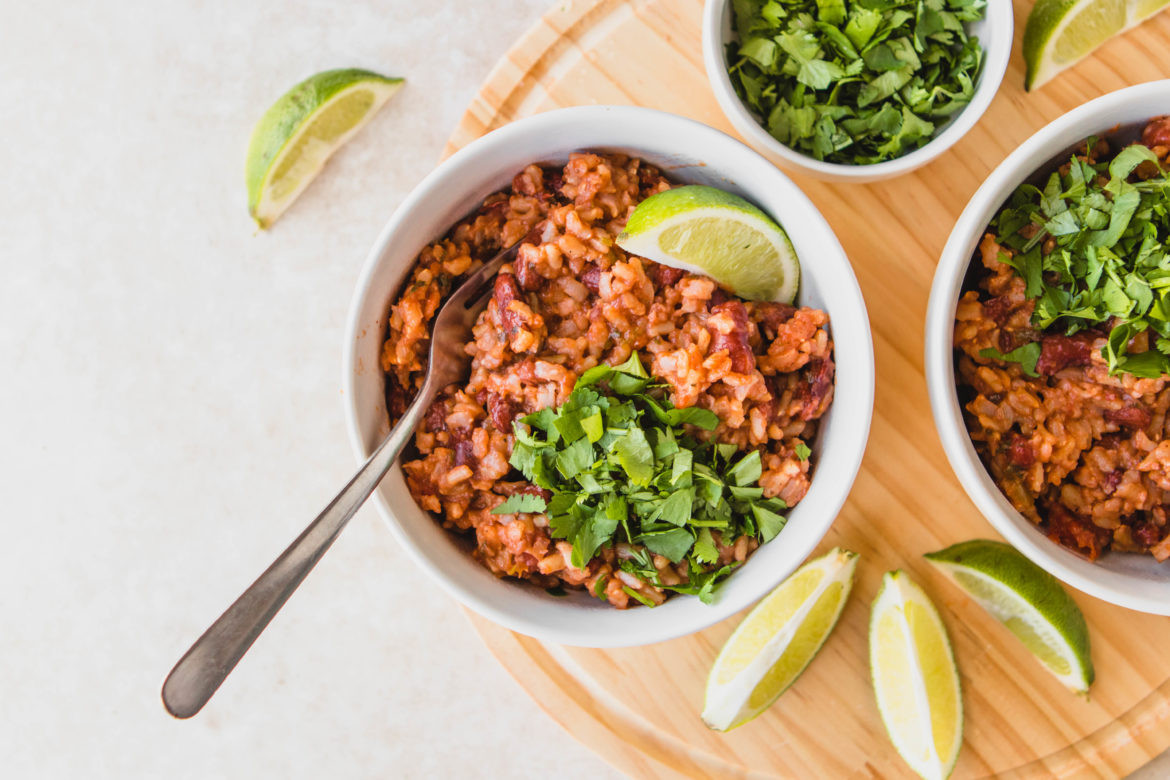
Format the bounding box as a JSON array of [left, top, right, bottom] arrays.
[[925, 80, 1170, 616], [700, 0, 1014, 181], [342, 105, 876, 645]]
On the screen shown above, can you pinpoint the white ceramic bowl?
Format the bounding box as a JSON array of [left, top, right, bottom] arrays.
[[701, 0, 1013, 183], [926, 81, 1170, 616], [344, 106, 875, 646]]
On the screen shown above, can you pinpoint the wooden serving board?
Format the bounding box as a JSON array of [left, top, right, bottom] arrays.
[[444, 1, 1170, 777]]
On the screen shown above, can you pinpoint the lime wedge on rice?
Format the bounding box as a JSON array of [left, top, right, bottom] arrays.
[[1024, 0, 1170, 90], [925, 539, 1094, 693], [702, 548, 857, 731], [870, 571, 962, 780], [246, 68, 404, 228], [616, 185, 800, 303]]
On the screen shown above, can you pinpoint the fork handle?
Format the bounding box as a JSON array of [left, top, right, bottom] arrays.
[[161, 385, 433, 719]]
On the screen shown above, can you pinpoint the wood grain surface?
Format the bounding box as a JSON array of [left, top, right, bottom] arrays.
[[444, 1, 1170, 777]]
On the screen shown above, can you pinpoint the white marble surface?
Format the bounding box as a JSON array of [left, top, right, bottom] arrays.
[[3, 1, 1167, 777], [1, 1, 619, 777]]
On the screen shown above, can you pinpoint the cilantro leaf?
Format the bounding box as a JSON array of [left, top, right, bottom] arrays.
[[671, 448, 693, 486], [508, 441, 538, 480], [572, 510, 620, 568], [667, 406, 720, 430], [692, 528, 719, 565], [491, 493, 548, 515], [615, 427, 654, 485], [727, 450, 763, 486], [696, 568, 729, 604], [574, 364, 613, 388], [554, 407, 586, 443], [656, 488, 694, 527], [622, 586, 657, 608], [556, 436, 594, 480], [752, 504, 787, 543], [640, 527, 695, 563], [614, 351, 649, 378], [979, 342, 1041, 377], [521, 406, 557, 433]]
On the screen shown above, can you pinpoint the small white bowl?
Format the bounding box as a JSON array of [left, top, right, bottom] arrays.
[[344, 106, 875, 647], [701, 0, 1013, 183], [926, 80, 1170, 616]]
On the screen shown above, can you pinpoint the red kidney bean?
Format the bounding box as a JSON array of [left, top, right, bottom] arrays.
[[494, 272, 524, 336], [707, 300, 754, 373], [1141, 116, 1170, 148], [487, 393, 518, 432], [581, 266, 601, 294], [797, 355, 835, 421], [1035, 333, 1095, 375], [649, 263, 685, 288], [1007, 434, 1035, 468], [1104, 404, 1152, 430]]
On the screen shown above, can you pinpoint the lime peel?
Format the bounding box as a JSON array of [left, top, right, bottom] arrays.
[[617, 185, 800, 303], [702, 548, 857, 731], [924, 539, 1094, 693], [246, 68, 404, 229]]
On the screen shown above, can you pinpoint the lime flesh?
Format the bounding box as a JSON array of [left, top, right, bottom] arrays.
[[246, 68, 403, 228], [870, 571, 962, 780], [925, 539, 1093, 692], [1024, 0, 1170, 90], [702, 548, 857, 731], [617, 185, 800, 303]]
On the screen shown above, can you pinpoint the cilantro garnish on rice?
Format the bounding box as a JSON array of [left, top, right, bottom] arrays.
[[495, 353, 791, 605], [991, 142, 1170, 378]]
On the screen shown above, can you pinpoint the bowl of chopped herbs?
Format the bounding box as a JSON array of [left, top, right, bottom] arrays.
[[702, 0, 1013, 181]]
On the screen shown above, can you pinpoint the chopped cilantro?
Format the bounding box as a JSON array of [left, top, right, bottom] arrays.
[[556, 437, 594, 480], [622, 586, 657, 608], [593, 575, 609, 598], [507, 352, 801, 606], [640, 527, 696, 563], [727, 449, 762, 486], [794, 441, 812, 461], [978, 343, 1041, 377], [491, 493, 548, 515], [751, 504, 788, 543], [614, 427, 655, 485], [692, 527, 719, 564], [989, 138, 1170, 377], [726, 0, 986, 164]]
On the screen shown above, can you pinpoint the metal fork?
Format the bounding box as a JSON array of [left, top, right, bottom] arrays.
[[161, 239, 518, 719]]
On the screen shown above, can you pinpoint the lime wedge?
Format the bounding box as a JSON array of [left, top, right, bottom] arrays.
[[702, 548, 857, 731], [1024, 0, 1170, 90], [924, 540, 1094, 693], [870, 571, 962, 780], [616, 185, 800, 303], [245, 68, 404, 229]]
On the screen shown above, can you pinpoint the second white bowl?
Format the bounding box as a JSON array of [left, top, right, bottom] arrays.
[[926, 81, 1170, 616], [701, 0, 1014, 183]]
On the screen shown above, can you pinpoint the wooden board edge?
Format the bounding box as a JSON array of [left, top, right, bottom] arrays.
[[466, 611, 769, 780], [442, 0, 619, 159]]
